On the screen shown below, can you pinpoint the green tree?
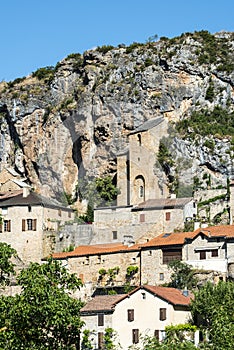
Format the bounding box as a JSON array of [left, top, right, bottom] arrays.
[[0, 258, 84, 349], [81, 329, 93, 350], [190, 281, 234, 350], [0, 242, 16, 286], [167, 260, 197, 290], [103, 327, 121, 350]]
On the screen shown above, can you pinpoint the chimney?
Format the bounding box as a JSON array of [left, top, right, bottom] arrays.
[[23, 187, 30, 198]]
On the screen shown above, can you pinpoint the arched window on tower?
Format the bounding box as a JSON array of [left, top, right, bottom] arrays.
[[139, 185, 144, 198], [134, 175, 145, 203], [137, 133, 141, 146]]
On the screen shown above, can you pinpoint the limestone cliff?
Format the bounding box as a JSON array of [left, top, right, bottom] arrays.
[[0, 31, 233, 214]]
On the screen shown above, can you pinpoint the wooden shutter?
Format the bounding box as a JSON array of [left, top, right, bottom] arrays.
[[132, 329, 139, 344], [8, 220, 11, 232], [98, 314, 104, 326], [140, 213, 145, 222], [154, 330, 160, 339], [22, 219, 26, 231], [0, 223, 2, 233], [98, 332, 104, 349], [162, 249, 182, 264], [160, 308, 166, 321], [200, 251, 206, 260], [165, 212, 171, 221], [33, 219, 37, 231], [128, 309, 134, 322]]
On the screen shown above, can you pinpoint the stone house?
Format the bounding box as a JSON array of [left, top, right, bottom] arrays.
[[80, 285, 192, 349], [52, 224, 234, 296], [0, 190, 74, 263], [52, 243, 141, 299], [140, 225, 234, 285], [92, 196, 197, 244]]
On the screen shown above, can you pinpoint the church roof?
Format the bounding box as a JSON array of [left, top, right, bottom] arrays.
[[128, 116, 164, 135], [132, 197, 193, 211]]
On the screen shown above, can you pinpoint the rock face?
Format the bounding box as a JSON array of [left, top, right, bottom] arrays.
[[0, 31, 233, 212]]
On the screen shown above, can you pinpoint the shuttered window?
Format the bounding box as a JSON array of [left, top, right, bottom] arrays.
[[128, 309, 134, 322], [98, 314, 104, 326], [159, 308, 167, 321], [165, 212, 171, 221], [154, 330, 160, 339], [200, 251, 206, 260], [140, 214, 145, 222], [211, 249, 218, 257], [132, 329, 139, 344], [98, 332, 104, 349], [162, 249, 182, 264], [4, 220, 11, 232], [22, 219, 37, 231]]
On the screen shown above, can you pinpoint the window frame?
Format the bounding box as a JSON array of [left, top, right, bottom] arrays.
[[132, 329, 139, 344], [98, 313, 104, 326], [128, 309, 134, 322], [159, 308, 167, 321]]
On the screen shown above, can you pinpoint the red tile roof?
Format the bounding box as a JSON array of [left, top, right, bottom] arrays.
[[140, 225, 234, 248], [52, 242, 140, 259], [80, 285, 191, 314], [142, 285, 192, 306]]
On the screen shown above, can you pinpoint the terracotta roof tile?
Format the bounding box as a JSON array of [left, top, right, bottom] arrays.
[[52, 243, 140, 259], [142, 285, 192, 306], [80, 285, 191, 314], [140, 225, 234, 248], [80, 294, 127, 313]]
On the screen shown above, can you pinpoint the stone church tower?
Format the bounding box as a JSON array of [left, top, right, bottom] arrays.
[[117, 117, 169, 206]]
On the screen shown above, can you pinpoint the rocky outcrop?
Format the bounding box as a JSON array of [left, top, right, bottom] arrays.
[[0, 31, 233, 213]]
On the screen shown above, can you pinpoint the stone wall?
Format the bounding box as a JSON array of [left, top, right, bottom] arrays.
[[65, 250, 140, 288]]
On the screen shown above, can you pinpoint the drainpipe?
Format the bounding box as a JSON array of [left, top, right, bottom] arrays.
[[139, 249, 142, 285]]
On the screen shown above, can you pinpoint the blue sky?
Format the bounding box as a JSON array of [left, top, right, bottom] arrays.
[[1, 0, 233, 82]]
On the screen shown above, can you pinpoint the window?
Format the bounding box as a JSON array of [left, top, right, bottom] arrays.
[[159, 308, 167, 321], [128, 309, 134, 322], [4, 220, 11, 232], [211, 249, 218, 257], [68, 211, 71, 218], [98, 332, 104, 349], [159, 273, 164, 281], [22, 219, 37, 231], [98, 314, 104, 326], [200, 251, 206, 260], [137, 134, 141, 146], [132, 329, 139, 344], [139, 185, 144, 198], [165, 212, 171, 221], [162, 249, 182, 264], [141, 292, 146, 300], [28, 205, 32, 212], [113, 231, 117, 240], [140, 213, 145, 223], [58, 209, 61, 217], [154, 330, 160, 340]]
